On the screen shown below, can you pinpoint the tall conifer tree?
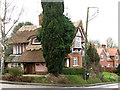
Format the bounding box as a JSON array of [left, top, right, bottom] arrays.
[[40, 0, 75, 75]]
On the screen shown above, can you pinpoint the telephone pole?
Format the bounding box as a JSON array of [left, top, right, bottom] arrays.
[[84, 7, 89, 80], [84, 7, 99, 80]]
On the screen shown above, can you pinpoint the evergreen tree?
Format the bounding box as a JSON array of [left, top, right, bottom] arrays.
[[86, 43, 100, 66], [40, 1, 75, 75]]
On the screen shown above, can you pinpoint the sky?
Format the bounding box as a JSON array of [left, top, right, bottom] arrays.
[[3, 0, 119, 46]]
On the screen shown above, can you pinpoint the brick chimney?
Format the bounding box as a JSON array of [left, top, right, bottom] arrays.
[[102, 44, 106, 49], [39, 13, 43, 26]]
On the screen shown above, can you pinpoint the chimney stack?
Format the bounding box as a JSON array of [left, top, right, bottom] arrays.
[[39, 13, 43, 26], [102, 44, 106, 49]]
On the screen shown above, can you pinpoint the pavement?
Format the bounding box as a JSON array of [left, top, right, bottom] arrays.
[[0, 80, 119, 87]]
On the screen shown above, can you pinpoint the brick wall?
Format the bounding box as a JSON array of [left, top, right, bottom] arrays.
[[69, 53, 82, 68]]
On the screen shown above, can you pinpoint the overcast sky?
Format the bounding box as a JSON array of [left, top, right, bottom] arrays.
[[5, 0, 119, 46]]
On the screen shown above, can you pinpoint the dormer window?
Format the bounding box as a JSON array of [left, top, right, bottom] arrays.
[[107, 54, 109, 60], [116, 55, 119, 60], [32, 38, 41, 45]]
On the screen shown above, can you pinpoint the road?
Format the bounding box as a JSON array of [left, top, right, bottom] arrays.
[[0, 83, 119, 90]]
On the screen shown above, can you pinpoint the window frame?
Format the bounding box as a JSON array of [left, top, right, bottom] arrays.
[[107, 63, 110, 67], [116, 63, 119, 67], [73, 57, 79, 66], [32, 38, 41, 45], [100, 55, 104, 61], [116, 55, 119, 60], [107, 55, 110, 60]]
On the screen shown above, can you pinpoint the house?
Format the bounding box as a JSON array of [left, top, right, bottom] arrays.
[[6, 15, 85, 74], [7, 25, 47, 74], [64, 20, 85, 68], [97, 44, 119, 72]]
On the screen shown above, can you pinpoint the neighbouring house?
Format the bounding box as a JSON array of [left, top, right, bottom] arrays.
[[64, 20, 85, 68], [6, 14, 85, 74], [7, 25, 47, 74], [97, 44, 120, 72]]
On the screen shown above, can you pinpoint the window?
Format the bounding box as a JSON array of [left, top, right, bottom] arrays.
[[18, 63, 21, 67], [11, 63, 13, 67], [18, 44, 20, 54], [11, 63, 21, 67], [116, 55, 119, 60], [107, 55, 109, 60], [107, 64, 110, 67], [75, 37, 81, 48], [73, 57, 79, 66], [116, 63, 119, 67], [32, 38, 41, 45], [100, 55, 104, 60], [21, 44, 23, 53]]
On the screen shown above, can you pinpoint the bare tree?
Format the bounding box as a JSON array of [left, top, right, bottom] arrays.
[[0, 0, 23, 73], [106, 37, 118, 48], [89, 40, 101, 48]]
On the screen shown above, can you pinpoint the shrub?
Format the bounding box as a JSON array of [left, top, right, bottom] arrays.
[[16, 76, 34, 83], [87, 77, 102, 84], [62, 67, 84, 75], [8, 67, 24, 77]]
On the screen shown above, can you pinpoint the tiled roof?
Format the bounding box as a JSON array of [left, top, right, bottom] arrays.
[[18, 25, 37, 32], [106, 48, 118, 56], [96, 48, 118, 56], [26, 44, 42, 51], [8, 25, 38, 44], [19, 49, 45, 63], [5, 55, 21, 62]]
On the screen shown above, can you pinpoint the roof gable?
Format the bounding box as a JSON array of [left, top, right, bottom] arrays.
[[97, 48, 118, 56]]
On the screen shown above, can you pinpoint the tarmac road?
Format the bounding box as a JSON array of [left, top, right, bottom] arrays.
[[0, 82, 119, 90]]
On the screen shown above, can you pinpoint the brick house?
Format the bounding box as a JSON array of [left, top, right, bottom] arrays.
[[64, 20, 85, 68], [97, 45, 119, 72], [6, 15, 85, 74]]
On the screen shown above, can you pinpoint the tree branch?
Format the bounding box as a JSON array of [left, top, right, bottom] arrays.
[[5, 7, 24, 36]]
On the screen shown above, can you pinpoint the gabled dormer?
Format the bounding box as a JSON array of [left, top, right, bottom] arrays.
[[72, 20, 85, 54]]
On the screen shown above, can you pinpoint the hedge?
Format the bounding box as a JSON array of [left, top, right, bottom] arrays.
[[62, 67, 84, 75]]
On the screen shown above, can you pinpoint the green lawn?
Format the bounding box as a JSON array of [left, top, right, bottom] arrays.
[[2, 72, 119, 84], [103, 72, 118, 82], [65, 75, 102, 84]]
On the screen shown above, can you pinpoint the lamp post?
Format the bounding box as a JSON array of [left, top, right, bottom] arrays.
[[84, 7, 99, 80]]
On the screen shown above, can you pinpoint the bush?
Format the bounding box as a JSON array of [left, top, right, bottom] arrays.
[[8, 67, 24, 77], [2, 75, 17, 81], [87, 77, 102, 84], [16, 76, 34, 83], [62, 67, 84, 75]]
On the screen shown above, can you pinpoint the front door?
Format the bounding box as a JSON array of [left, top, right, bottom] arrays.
[[27, 63, 35, 74]]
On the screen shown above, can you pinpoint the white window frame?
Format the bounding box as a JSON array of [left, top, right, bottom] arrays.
[[116, 55, 119, 60], [100, 55, 104, 61], [32, 38, 41, 45], [107, 64, 110, 67], [116, 63, 119, 67], [75, 36, 81, 48], [73, 57, 79, 66], [107, 55, 109, 60]]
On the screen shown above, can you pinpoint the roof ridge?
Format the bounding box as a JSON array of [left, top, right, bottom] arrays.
[[18, 25, 38, 32]]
